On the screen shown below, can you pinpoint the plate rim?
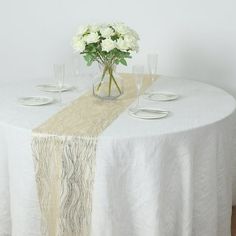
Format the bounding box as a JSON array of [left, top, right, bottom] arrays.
[[144, 92, 179, 101], [18, 96, 54, 106], [128, 107, 169, 120]]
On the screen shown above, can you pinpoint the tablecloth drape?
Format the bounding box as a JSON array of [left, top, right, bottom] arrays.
[[0, 77, 235, 236], [91, 114, 235, 236]]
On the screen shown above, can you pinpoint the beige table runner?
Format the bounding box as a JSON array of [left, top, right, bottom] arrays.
[[32, 74, 152, 236]]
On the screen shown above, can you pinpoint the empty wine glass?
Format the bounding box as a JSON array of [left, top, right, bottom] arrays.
[[54, 64, 65, 105], [147, 53, 158, 85], [132, 65, 144, 108]]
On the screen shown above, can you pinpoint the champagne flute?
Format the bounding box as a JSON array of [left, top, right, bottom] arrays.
[[54, 64, 65, 105], [147, 53, 158, 89], [132, 65, 144, 109]]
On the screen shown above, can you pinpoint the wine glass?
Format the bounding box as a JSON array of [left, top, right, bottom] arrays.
[[147, 53, 158, 88], [54, 64, 65, 105], [132, 65, 144, 109]]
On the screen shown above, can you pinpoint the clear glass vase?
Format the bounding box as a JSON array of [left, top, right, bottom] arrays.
[[93, 63, 123, 100]]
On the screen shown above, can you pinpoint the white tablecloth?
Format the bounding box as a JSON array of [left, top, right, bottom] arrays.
[[0, 76, 236, 236]]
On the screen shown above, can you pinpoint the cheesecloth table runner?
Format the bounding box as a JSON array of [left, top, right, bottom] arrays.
[[32, 74, 151, 236]]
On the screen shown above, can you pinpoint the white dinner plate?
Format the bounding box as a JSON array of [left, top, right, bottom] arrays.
[[128, 107, 169, 120], [18, 96, 54, 106], [36, 84, 74, 92], [144, 92, 179, 101]]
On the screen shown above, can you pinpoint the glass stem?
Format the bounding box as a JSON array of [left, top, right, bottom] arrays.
[[59, 89, 62, 105], [151, 75, 156, 92], [137, 93, 140, 108]]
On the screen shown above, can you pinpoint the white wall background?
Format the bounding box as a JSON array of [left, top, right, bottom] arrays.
[[0, 0, 236, 95]]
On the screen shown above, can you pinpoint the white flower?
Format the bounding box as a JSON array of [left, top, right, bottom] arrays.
[[73, 37, 86, 52], [73, 22, 139, 58], [123, 35, 138, 50], [112, 23, 129, 35], [129, 29, 140, 40], [134, 44, 139, 52], [89, 24, 99, 33], [124, 35, 135, 42], [77, 25, 89, 35], [116, 38, 129, 51], [100, 27, 114, 38], [85, 32, 100, 44], [101, 38, 116, 52]]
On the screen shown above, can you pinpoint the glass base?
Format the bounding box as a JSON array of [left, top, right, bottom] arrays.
[[93, 76, 123, 100]]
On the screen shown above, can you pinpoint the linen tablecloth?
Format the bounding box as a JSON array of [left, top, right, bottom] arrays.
[[0, 76, 236, 236]]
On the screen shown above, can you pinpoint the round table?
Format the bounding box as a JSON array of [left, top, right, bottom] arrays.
[[0, 76, 235, 236]]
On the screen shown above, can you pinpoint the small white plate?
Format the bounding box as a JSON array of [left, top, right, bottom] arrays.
[[128, 107, 169, 120], [145, 92, 179, 101], [18, 96, 54, 106], [36, 84, 74, 92]]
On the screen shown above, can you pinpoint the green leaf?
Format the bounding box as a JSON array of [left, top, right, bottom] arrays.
[[120, 58, 127, 66], [84, 54, 95, 66], [83, 54, 89, 61], [87, 60, 93, 66]]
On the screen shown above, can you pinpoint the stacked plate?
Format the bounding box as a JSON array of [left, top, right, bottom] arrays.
[[18, 84, 74, 106], [128, 92, 179, 120]]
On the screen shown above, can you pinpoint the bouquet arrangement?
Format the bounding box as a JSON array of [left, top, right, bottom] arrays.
[[73, 23, 139, 98]]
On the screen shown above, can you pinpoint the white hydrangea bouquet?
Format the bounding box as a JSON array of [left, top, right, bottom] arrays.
[[73, 23, 140, 99]]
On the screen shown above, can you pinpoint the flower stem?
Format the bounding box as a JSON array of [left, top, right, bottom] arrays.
[[96, 63, 122, 97], [97, 65, 107, 91], [108, 68, 112, 96], [110, 71, 122, 94]]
